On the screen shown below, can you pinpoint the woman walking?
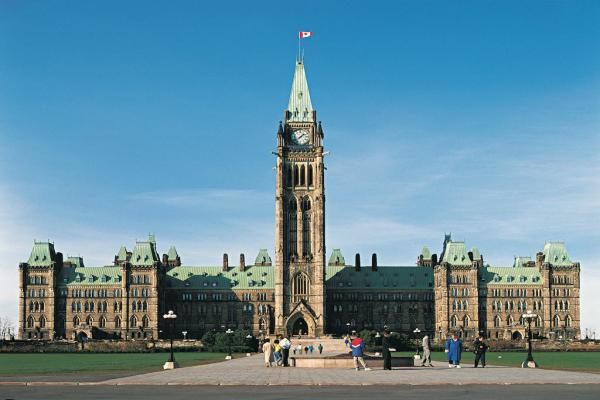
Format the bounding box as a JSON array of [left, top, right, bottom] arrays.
[[262, 338, 273, 367]]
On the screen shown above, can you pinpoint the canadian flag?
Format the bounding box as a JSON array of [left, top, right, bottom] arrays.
[[299, 31, 312, 39]]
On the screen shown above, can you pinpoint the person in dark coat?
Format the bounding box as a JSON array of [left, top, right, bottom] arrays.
[[382, 329, 392, 370], [445, 333, 463, 368], [473, 335, 488, 368]]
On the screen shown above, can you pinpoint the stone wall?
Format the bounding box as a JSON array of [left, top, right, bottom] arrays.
[[0, 339, 204, 353]]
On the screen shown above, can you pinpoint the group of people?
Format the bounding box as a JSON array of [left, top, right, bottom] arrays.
[[444, 333, 489, 368], [261, 336, 324, 367]]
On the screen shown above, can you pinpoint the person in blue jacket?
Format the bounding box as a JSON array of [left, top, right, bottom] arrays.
[[350, 331, 372, 371], [445, 333, 463, 368]]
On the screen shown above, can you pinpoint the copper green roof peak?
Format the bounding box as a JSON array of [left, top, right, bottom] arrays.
[[441, 241, 471, 266], [543, 242, 572, 266], [328, 249, 346, 266], [420, 246, 431, 259], [254, 249, 272, 266], [116, 246, 128, 262], [287, 61, 314, 122], [167, 246, 179, 261], [27, 241, 56, 266]]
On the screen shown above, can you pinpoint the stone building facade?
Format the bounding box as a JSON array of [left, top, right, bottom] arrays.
[[17, 59, 581, 342]]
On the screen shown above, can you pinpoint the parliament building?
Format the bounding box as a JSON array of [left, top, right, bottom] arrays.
[[18, 59, 581, 342]]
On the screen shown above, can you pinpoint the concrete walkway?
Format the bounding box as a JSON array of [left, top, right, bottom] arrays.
[[98, 354, 600, 386]]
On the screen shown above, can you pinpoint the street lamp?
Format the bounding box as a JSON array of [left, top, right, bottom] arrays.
[[163, 310, 178, 370], [521, 310, 538, 368], [346, 322, 351, 337], [413, 328, 421, 357], [225, 328, 234, 360], [182, 330, 188, 340]]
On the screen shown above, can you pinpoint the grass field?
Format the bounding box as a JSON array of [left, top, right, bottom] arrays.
[[392, 351, 600, 372], [0, 352, 231, 376]]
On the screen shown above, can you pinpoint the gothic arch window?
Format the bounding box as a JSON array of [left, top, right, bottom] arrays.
[[291, 272, 310, 303], [301, 196, 312, 256], [287, 197, 298, 257], [259, 318, 266, 331], [287, 164, 293, 187], [463, 315, 469, 327], [142, 315, 149, 328], [308, 164, 313, 186], [27, 315, 34, 328], [29, 301, 34, 312], [130, 315, 137, 328], [565, 315, 572, 328], [300, 165, 306, 186], [86, 315, 94, 326], [73, 316, 80, 327], [553, 315, 560, 328], [293, 165, 299, 186], [115, 316, 121, 329], [450, 315, 458, 328], [494, 316, 501, 327], [507, 316, 513, 326], [99, 316, 106, 328]]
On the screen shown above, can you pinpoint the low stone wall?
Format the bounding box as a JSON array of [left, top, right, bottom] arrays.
[[432, 340, 600, 352], [0, 339, 204, 353], [291, 354, 414, 368]]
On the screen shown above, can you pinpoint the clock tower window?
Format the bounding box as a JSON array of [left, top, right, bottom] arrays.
[[300, 165, 306, 186], [301, 196, 312, 257], [287, 198, 298, 258], [307, 165, 313, 186], [293, 165, 299, 186]]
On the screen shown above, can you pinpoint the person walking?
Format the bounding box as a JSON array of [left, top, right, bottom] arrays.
[[308, 344, 314, 354], [273, 339, 282, 366], [382, 329, 392, 370], [445, 333, 463, 368], [318, 343, 323, 354], [350, 331, 371, 371], [473, 335, 488, 368], [280, 336, 291, 367], [421, 334, 433, 367], [262, 338, 273, 367]]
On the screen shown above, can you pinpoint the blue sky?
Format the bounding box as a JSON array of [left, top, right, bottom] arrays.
[[1, 1, 599, 333]]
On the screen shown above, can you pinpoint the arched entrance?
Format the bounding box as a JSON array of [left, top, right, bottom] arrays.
[[512, 331, 523, 340], [292, 318, 309, 336]]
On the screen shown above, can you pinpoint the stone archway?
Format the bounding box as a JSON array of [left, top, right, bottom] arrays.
[[512, 331, 523, 340], [292, 318, 309, 336], [286, 312, 316, 337]]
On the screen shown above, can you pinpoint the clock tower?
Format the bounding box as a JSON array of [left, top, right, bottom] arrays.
[[274, 59, 326, 337]]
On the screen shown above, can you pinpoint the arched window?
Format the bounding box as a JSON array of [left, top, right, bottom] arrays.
[[137, 301, 142, 312], [463, 315, 469, 327], [287, 198, 297, 257], [99, 316, 106, 328], [291, 273, 310, 303], [494, 316, 501, 327], [307, 165, 313, 186], [293, 165, 299, 186], [507, 316, 513, 326], [40, 301, 44, 312], [39, 315, 46, 328], [29, 301, 34, 312], [301, 196, 311, 256], [553, 315, 560, 327], [90, 302, 94, 312], [287, 164, 293, 187], [142, 315, 149, 328], [452, 300, 457, 311], [27, 315, 34, 328], [450, 315, 457, 328], [142, 301, 147, 312], [86, 315, 93, 326], [72, 302, 76, 312], [130, 315, 137, 328], [259, 318, 266, 331], [300, 165, 306, 186], [115, 316, 121, 329], [132, 302, 137, 312], [73, 316, 80, 327]]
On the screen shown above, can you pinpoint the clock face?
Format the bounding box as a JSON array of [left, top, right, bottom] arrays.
[[293, 129, 310, 145]]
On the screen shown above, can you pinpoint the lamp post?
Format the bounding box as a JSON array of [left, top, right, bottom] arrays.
[[182, 330, 188, 340], [521, 311, 538, 368], [413, 328, 421, 357], [225, 328, 234, 360], [246, 334, 253, 356], [163, 310, 178, 370], [346, 322, 351, 337]]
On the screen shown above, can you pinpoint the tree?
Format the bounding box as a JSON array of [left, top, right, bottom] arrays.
[[0, 316, 15, 339]]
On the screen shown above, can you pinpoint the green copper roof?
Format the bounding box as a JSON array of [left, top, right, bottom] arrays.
[[481, 266, 543, 286], [60, 266, 122, 286], [167, 266, 274, 290], [167, 246, 179, 261], [325, 265, 433, 290], [441, 241, 472, 266], [116, 246, 128, 262], [471, 247, 481, 260], [420, 246, 431, 259], [513, 256, 532, 268], [287, 61, 313, 122], [27, 242, 56, 266], [254, 249, 272, 265], [130, 240, 160, 266], [328, 249, 346, 266], [543, 242, 572, 266], [67, 256, 84, 268]]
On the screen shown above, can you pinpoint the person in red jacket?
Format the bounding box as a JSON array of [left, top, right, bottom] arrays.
[[350, 331, 372, 371]]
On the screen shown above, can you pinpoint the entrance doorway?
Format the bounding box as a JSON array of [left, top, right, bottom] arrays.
[[292, 318, 309, 336], [512, 331, 523, 340]]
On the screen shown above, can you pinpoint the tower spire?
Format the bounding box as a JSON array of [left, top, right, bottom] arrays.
[[287, 60, 314, 122]]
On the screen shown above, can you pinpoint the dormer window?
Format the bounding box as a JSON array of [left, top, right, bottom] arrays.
[[88, 276, 94, 283], [493, 275, 500, 283]]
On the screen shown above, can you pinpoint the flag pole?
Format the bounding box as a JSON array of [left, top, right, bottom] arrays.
[[298, 33, 301, 63]]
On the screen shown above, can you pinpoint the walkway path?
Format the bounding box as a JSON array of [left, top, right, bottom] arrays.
[[100, 354, 600, 386]]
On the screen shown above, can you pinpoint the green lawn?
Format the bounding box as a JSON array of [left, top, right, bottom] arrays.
[[0, 352, 231, 376], [392, 351, 600, 372]]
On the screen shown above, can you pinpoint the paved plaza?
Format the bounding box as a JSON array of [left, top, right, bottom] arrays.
[[98, 353, 600, 386]]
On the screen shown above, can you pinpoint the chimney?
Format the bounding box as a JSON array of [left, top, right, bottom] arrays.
[[355, 253, 361, 271], [372, 253, 378, 271], [162, 254, 168, 265], [432, 254, 438, 266], [223, 253, 229, 272], [239, 253, 245, 272], [535, 252, 544, 268]]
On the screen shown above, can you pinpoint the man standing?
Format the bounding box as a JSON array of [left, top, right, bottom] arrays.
[[382, 329, 392, 370], [351, 331, 372, 371], [280, 336, 291, 367], [445, 333, 463, 368], [473, 335, 488, 368], [318, 343, 323, 354], [421, 334, 433, 367]]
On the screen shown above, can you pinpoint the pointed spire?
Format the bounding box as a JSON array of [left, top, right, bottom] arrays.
[[277, 121, 284, 136], [287, 61, 314, 122]]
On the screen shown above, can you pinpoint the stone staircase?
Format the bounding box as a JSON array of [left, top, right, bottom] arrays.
[[287, 337, 348, 354]]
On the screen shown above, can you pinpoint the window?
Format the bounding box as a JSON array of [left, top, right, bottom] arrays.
[[115, 316, 121, 328], [73, 316, 80, 327], [302, 196, 311, 256], [99, 316, 106, 328], [130, 315, 137, 328], [450, 315, 457, 328], [142, 315, 149, 328], [27, 316, 34, 328], [86, 315, 93, 326], [307, 165, 313, 186], [553, 315, 560, 328], [300, 165, 305, 186], [287, 198, 297, 257], [292, 272, 310, 303]]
